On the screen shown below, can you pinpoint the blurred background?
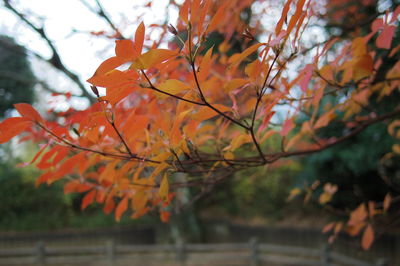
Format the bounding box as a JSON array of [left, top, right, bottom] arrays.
[[0, 0, 399, 265]]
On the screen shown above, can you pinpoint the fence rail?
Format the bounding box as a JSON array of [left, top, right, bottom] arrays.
[[0, 239, 388, 266]]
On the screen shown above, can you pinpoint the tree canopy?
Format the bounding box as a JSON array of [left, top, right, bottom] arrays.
[[0, 0, 399, 250]]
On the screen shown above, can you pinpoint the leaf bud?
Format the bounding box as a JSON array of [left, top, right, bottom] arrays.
[[243, 28, 254, 40], [90, 85, 100, 97], [167, 24, 178, 35]]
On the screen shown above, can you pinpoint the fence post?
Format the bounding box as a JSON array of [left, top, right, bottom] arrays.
[[249, 237, 260, 266], [320, 244, 331, 266], [106, 239, 115, 266], [175, 239, 186, 266], [35, 241, 45, 266]]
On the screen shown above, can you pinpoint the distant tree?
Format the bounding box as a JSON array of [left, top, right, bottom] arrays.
[[0, 35, 35, 116]]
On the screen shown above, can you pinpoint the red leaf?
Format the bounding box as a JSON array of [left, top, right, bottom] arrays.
[[0, 117, 32, 144], [160, 211, 170, 223], [81, 189, 96, 210], [376, 25, 396, 49], [63, 181, 79, 194], [35, 171, 53, 187], [29, 143, 50, 165], [104, 197, 115, 214], [281, 119, 294, 136], [14, 103, 43, 122]]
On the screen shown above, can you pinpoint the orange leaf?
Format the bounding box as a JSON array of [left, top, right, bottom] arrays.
[[158, 173, 169, 200], [383, 193, 392, 212], [346, 222, 366, 236], [36, 145, 70, 170], [104, 196, 115, 214], [224, 79, 248, 92], [228, 43, 264, 66], [179, 0, 190, 24], [160, 211, 170, 223], [35, 171, 53, 187], [190, 0, 201, 25], [206, 2, 229, 33], [322, 222, 335, 233], [275, 0, 293, 36], [115, 197, 129, 222], [361, 225, 374, 250], [198, 47, 213, 82], [348, 204, 367, 226], [197, 0, 211, 36], [89, 56, 127, 77], [115, 39, 135, 59], [245, 59, 263, 80], [88, 69, 136, 88], [0, 117, 32, 144], [134, 22, 145, 55], [81, 189, 96, 210], [14, 103, 43, 122], [52, 152, 87, 182], [286, 0, 306, 35], [63, 181, 79, 194]]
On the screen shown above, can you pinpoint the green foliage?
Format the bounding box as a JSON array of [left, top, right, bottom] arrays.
[[0, 35, 35, 116]]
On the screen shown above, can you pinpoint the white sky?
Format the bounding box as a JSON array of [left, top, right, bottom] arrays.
[[0, 0, 179, 109]]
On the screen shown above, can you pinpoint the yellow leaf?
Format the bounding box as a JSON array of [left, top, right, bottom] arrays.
[[192, 104, 231, 121], [319, 193, 332, 204], [353, 54, 374, 81], [131, 49, 177, 69], [224, 151, 234, 160], [229, 134, 252, 151], [388, 120, 400, 137], [158, 173, 169, 200], [157, 79, 190, 97], [287, 188, 301, 201], [132, 191, 147, 212]]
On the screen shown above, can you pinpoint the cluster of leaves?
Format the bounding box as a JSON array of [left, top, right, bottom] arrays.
[[0, 0, 399, 249]]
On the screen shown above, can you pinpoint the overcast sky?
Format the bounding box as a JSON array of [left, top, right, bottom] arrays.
[[0, 0, 179, 109]]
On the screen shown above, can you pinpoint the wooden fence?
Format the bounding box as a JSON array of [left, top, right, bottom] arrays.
[[0, 239, 389, 266]]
